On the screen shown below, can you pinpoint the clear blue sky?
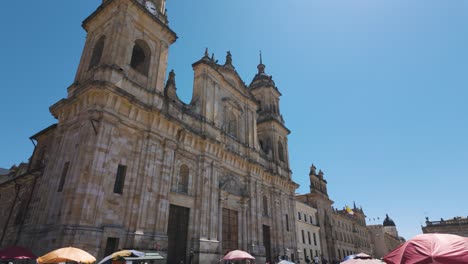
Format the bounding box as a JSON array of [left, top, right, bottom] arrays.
[[1, 1, 467, 241]]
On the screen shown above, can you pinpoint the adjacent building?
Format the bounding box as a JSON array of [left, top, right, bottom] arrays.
[[296, 165, 376, 263], [423, 216, 468, 237], [295, 200, 322, 263], [0, 1, 299, 263], [329, 205, 372, 261], [368, 214, 405, 259]]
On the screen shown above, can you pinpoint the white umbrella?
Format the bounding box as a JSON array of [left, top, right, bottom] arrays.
[[97, 250, 144, 264], [278, 260, 295, 264]]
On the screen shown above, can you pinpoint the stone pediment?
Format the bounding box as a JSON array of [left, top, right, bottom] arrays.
[[219, 68, 245, 92], [192, 55, 257, 103], [219, 175, 247, 197]]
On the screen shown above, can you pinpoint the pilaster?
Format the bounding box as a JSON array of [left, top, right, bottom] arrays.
[[155, 139, 177, 234]]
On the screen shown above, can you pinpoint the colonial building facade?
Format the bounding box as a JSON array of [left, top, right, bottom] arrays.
[[296, 165, 373, 263], [423, 216, 468, 237], [0, 1, 299, 263], [295, 200, 322, 263]]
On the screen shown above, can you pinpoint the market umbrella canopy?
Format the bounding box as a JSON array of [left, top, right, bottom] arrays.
[[0, 246, 37, 259], [343, 253, 371, 262], [222, 250, 255, 261], [341, 259, 385, 264], [343, 254, 357, 262], [383, 233, 468, 264], [278, 260, 295, 264], [37, 247, 96, 264], [97, 250, 144, 264], [341, 253, 381, 264], [354, 253, 372, 259]]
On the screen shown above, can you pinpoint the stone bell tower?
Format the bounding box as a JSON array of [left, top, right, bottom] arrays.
[[72, 0, 176, 102], [250, 54, 291, 177], [30, 0, 177, 257]]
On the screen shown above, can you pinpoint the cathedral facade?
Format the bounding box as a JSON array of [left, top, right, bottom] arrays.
[[0, 1, 299, 263]]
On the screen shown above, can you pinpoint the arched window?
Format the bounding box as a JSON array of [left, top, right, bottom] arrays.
[[130, 39, 151, 76], [266, 139, 271, 152], [14, 199, 27, 226], [278, 141, 285, 162], [178, 164, 189, 194], [262, 195, 268, 216], [225, 111, 238, 138], [89, 35, 105, 69]]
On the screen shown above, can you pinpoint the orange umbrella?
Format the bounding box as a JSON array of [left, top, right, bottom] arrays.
[[37, 247, 96, 264]]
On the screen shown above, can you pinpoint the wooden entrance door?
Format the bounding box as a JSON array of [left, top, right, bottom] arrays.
[[263, 225, 272, 263], [167, 205, 190, 264]]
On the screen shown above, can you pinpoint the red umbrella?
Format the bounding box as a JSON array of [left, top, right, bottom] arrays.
[[383, 233, 468, 264], [0, 246, 37, 259], [222, 250, 255, 261]]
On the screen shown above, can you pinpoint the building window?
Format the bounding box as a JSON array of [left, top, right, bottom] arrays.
[[304, 248, 307, 261], [310, 249, 313, 259], [263, 196, 268, 216], [313, 233, 317, 246], [261, 137, 271, 154], [89, 35, 105, 69], [225, 111, 238, 138], [104, 237, 119, 257], [178, 164, 189, 194], [130, 39, 151, 76], [310, 215, 314, 224], [308, 231, 311, 245], [113, 164, 127, 194], [301, 230, 305, 244], [298, 212, 301, 220], [222, 208, 238, 251], [14, 200, 27, 226], [285, 214, 290, 231], [278, 141, 285, 162], [57, 162, 70, 192]]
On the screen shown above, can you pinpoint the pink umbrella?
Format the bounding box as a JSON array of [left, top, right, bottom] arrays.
[[383, 233, 468, 264], [222, 250, 255, 261], [0, 246, 37, 259]]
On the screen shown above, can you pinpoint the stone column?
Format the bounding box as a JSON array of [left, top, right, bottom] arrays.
[[248, 179, 258, 248], [155, 139, 177, 234], [199, 158, 212, 239], [241, 201, 248, 250], [257, 181, 263, 246], [209, 163, 220, 240], [135, 134, 160, 233]]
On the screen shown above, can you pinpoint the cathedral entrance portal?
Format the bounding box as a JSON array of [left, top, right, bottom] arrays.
[[167, 205, 190, 264], [263, 225, 272, 263]]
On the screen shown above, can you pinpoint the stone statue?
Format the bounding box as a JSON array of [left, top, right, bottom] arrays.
[[225, 51, 233, 66]]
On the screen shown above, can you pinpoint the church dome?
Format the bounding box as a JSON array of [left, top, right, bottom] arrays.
[[383, 214, 396, 226]]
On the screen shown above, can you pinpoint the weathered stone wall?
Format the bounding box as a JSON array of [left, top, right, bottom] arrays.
[[1, 1, 299, 263]]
